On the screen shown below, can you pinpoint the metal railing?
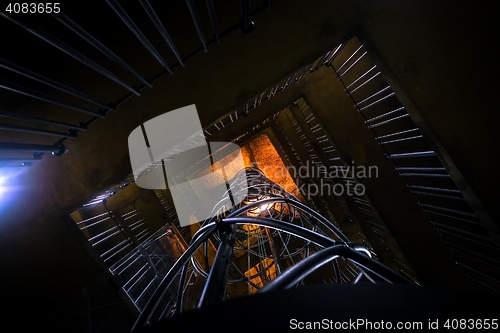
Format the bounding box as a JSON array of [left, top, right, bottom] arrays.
[[327, 36, 500, 293], [0, 0, 274, 168], [72, 201, 135, 266], [108, 224, 186, 313], [131, 167, 413, 332], [284, 98, 418, 281], [201, 43, 344, 138]]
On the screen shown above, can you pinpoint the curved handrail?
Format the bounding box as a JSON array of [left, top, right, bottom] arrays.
[[131, 168, 415, 332], [130, 222, 217, 332], [259, 243, 414, 293]]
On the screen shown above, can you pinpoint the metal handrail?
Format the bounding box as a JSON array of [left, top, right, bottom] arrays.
[[0, 1, 270, 167], [131, 168, 413, 332]]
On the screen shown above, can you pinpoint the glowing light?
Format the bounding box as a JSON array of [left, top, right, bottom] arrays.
[[0, 169, 27, 214], [252, 203, 271, 214], [0, 176, 7, 201], [82, 199, 104, 207], [0, 176, 7, 199], [258, 204, 270, 213]]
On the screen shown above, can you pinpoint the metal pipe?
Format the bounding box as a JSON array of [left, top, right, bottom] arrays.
[[265, 227, 282, 276], [310, 124, 321, 133], [259, 244, 412, 293], [0, 78, 106, 118], [82, 198, 106, 207], [365, 106, 406, 124], [352, 196, 369, 204], [239, 0, 254, 34], [357, 86, 396, 110], [134, 269, 158, 303], [126, 266, 151, 294], [76, 211, 111, 226], [0, 109, 86, 131], [205, 0, 221, 44], [297, 65, 311, 81], [464, 275, 499, 293], [424, 209, 481, 226], [324, 44, 344, 67], [286, 75, 293, 87], [271, 83, 279, 97], [420, 203, 477, 218], [408, 185, 465, 195], [0, 123, 77, 138], [385, 151, 435, 159], [0, 157, 41, 165], [398, 172, 450, 178], [88, 225, 121, 244], [131, 223, 218, 332], [304, 113, 315, 123], [140, 0, 185, 67], [350, 71, 381, 95], [346, 65, 377, 90], [454, 260, 500, 284], [372, 226, 391, 239], [396, 167, 450, 178], [0, 58, 115, 110], [129, 219, 145, 230], [225, 197, 349, 242], [338, 51, 367, 78], [198, 224, 236, 307], [135, 229, 149, 241], [186, 0, 208, 52], [123, 264, 150, 290], [79, 216, 112, 230], [50, 12, 151, 87], [0, 142, 66, 155], [335, 45, 363, 74], [407, 185, 461, 194], [224, 216, 340, 248], [122, 210, 140, 220], [110, 252, 142, 275], [102, 240, 132, 262], [0, 11, 141, 96], [378, 135, 423, 145], [444, 241, 500, 266], [106, 0, 172, 72], [258, 92, 264, 105], [375, 127, 418, 140], [432, 222, 497, 247], [397, 167, 446, 172], [358, 206, 378, 217], [369, 114, 409, 129], [312, 52, 329, 72]]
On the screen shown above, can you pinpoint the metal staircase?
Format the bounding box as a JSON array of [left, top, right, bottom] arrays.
[[0, 0, 273, 168], [131, 167, 414, 332], [327, 36, 500, 293]]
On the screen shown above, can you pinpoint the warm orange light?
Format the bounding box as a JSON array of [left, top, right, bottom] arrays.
[[240, 132, 304, 202]]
